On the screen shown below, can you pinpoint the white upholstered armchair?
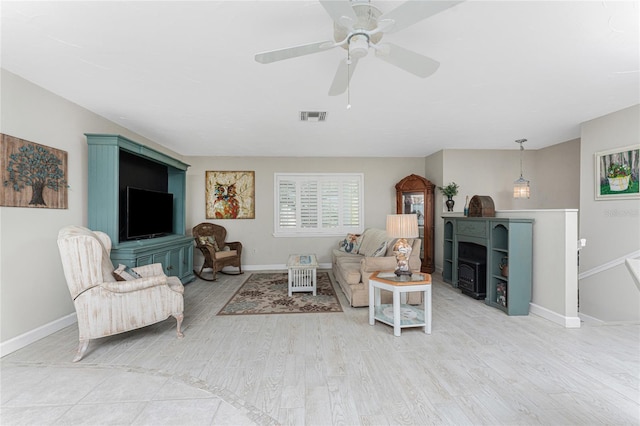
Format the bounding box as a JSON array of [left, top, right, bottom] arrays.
[[57, 225, 184, 362]]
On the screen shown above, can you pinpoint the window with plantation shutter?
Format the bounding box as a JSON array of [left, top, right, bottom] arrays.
[[274, 173, 364, 236]]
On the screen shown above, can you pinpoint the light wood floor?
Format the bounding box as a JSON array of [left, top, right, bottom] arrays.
[[2, 271, 639, 425]]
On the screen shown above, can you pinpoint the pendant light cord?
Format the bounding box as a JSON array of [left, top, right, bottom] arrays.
[[519, 144, 524, 178], [516, 138, 527, 178]]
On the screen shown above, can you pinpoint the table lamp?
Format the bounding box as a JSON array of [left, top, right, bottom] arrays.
[[386, 214, 419, 277]]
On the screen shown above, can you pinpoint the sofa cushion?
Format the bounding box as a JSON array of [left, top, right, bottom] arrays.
[[215, 250, 237, 260], [332, 248, 361, 261], [336, 256, 363, 285], [359, 228, 390, 257]]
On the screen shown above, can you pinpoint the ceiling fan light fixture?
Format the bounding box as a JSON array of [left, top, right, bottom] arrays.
[[348, 34, 369, 58]]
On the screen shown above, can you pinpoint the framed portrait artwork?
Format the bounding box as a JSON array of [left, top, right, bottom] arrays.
[[205, 171, 255, 219], [594, 145, 639, 200]]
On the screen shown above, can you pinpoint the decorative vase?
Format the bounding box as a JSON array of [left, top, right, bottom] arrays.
[[500, 265, 509, 277], [608, 175, 630, 191], [500, 257, 509, 277], [445, 197, 455, 212]]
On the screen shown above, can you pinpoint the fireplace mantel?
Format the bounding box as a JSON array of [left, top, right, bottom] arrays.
[[442, 216, 533, 315]]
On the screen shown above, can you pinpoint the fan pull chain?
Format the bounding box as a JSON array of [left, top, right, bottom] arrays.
[[346, 52, 352, 110]]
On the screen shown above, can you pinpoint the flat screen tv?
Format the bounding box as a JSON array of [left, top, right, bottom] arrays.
[[126, 187, 174, 240]]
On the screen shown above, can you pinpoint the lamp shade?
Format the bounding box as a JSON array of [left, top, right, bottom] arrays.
[[513, 177, 530, 199], [386, 214, 419, 238]]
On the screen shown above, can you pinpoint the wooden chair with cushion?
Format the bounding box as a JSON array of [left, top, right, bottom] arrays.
[[193, 222, 243, 281]]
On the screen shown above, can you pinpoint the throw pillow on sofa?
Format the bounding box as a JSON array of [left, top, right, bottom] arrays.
[[372, 240, 388, 257], [338, 233, 362, 254]]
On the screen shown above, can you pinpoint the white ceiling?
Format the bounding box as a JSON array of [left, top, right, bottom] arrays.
[[1, 1, 638, 157]]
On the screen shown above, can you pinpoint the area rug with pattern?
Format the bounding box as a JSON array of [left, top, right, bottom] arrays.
[[218, 272, 343, 315]]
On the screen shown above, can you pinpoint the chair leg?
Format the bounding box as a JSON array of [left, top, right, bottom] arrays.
[[174, 313, 184, 338], [193, 267, 217, 281], [73, 339, 90, 362]]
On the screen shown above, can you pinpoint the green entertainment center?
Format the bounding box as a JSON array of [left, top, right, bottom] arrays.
[[442, 216, 533, 315], [86, 134, 195, 284]]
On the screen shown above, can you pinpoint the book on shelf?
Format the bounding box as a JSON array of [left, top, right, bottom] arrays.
[[496, 282, 507, 307]]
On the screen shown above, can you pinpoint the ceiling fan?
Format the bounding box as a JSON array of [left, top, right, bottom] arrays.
[[254, 0, 464, 96]]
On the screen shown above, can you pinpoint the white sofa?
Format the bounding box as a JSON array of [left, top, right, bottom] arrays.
[[331, 228, 422, 307]]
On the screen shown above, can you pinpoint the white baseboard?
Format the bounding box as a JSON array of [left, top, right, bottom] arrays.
[[578, 312, 640, 326], [242, 264, 283, 271], [578, 312, 605, 326], [529, 303, 581, 328], [1, 313, 77, 358], [242, 263, 332, 271]]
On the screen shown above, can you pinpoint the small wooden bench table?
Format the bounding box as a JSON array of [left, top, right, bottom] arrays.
[[287, 254, 318, 296]]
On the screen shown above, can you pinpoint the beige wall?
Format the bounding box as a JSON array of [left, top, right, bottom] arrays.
[[184, 156, 425, 268], [535, 139, 580, 209], [432, 140, 580, 213], [441, 149, 537, 212], [0, 69, 185, 350], [578, 105, 640, 322], [429, 141, 581, 274]]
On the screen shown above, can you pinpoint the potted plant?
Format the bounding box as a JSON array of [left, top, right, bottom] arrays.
[[438, 182, 459, 211], [607, 163, 632, 191]]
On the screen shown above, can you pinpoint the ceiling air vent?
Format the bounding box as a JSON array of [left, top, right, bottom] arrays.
[[300, 111, 327, 122]]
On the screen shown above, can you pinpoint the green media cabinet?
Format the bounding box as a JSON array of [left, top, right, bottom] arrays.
[[86, 134, 195, 284], [442, 216, 533, 315]]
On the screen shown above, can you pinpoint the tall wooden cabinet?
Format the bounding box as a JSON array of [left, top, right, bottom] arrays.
[[395, 174, 435, 273], [86, 134, 195, 284], [442, 216, 533, 315]]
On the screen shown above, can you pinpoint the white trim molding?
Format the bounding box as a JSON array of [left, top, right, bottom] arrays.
[[0, 313, 77, 358], [530, 303, 581, 328], [579, 249, 640, 280], [243, 263, 332, 271]]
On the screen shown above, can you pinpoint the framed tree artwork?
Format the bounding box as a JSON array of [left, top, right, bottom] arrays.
[[1, 133, 68, 209], [205, 171, 255, 219], [594, 145, 639, 200]]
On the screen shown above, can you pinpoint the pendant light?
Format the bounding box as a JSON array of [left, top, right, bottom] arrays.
[[513, 139, 530, 199]]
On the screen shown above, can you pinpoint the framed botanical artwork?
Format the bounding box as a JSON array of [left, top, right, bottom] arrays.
[[205, 171, 255, 219], [0, 133, 68, 209], [594, 144, 639, 200]]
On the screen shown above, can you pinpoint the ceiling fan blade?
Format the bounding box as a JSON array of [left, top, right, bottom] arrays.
[[379, 1, 464, 34], [375, 43, 440, 78], [328, 57, 359, 96], [319, 0, 357, 29], [255, 41, 336, 64]]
